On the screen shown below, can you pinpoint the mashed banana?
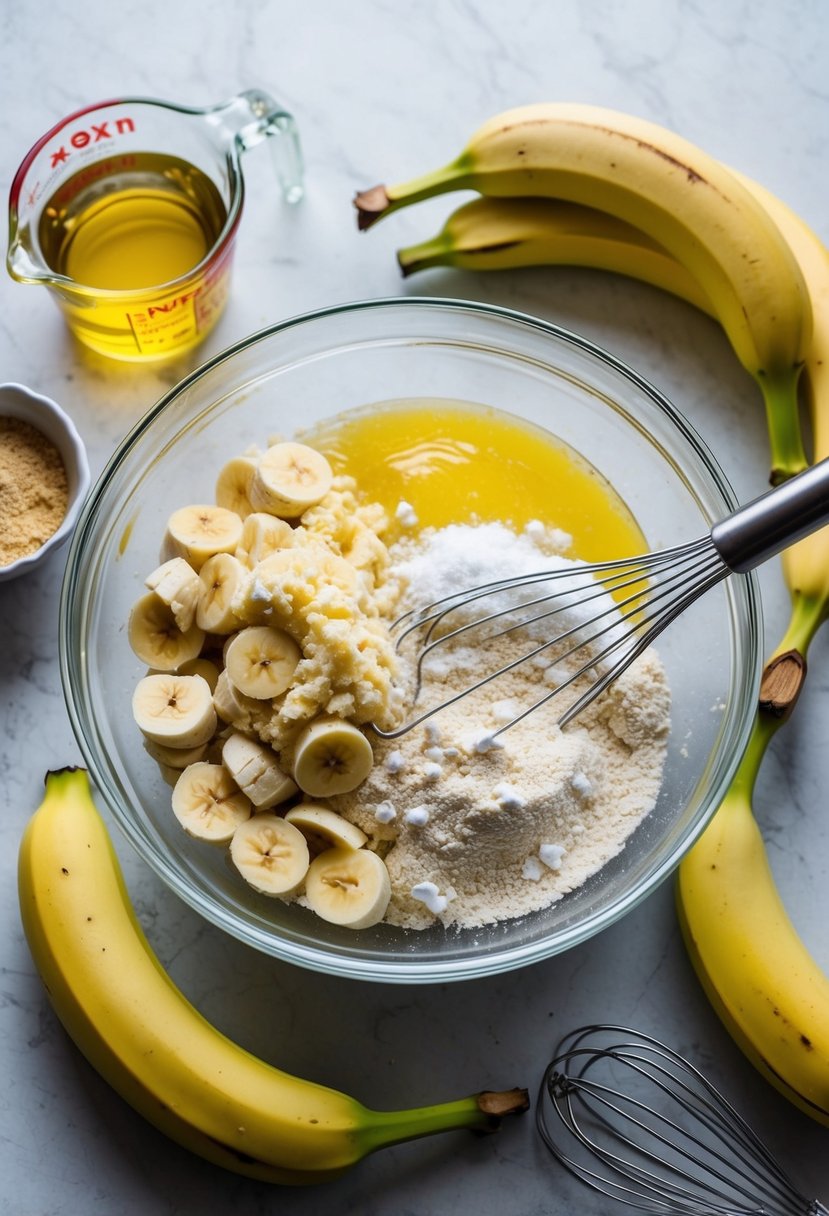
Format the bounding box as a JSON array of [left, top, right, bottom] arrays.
[[230, 476, 402, 758]]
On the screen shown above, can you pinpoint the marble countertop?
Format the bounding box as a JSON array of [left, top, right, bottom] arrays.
[[1, 1, 827, 1211]]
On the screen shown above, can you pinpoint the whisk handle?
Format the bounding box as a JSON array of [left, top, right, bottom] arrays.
[[711, 457, 829, 574]]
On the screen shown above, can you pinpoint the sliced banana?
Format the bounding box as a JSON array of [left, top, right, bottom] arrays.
[[177, 656, 221, 693], [171, 762, 252, 843], [221, 731, 298, 809], [224, 625, 301, 699], [292, 717, 374, 797], [230, 813, 310, 897], [285, 805, 367, 853], [215, 455, 257, 518], [143, 738, 209, 770], [132, 673, 217, 747], [304, 847, 391, 929], [212, 669, 263, 731], [249, 442, 333, 518], [128, 592, 205, 672], [196, 552, 247, 634], [234, 513, 294, 569], [164, 504, 243, 571], [144, 557, 201, 632]]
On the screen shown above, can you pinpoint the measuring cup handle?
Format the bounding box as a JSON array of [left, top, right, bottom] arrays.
[[217, 89, 304, 204]]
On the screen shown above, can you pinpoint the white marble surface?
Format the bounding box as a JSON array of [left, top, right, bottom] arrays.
[[1, 1, 828, 1211]]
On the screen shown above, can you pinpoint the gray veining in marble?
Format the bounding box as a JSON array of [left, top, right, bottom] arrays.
[[1, 1, 828, 1213]]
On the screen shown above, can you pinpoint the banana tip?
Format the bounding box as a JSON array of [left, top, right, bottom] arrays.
[[354, 185, 390, 230], [45, 765, 83, 784]]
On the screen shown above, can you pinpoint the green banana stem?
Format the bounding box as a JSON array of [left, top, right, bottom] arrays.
[[397, 234, 457, 277], [360, 1089, 529, 1154], [705, 589, 827, 827], [760, 370, 809, 485], [355, 160, 470, 230]]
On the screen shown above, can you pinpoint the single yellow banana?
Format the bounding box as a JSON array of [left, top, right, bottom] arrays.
[[396, 196, 714, 315], [676, 715, 829, 1125], [356, 103, 812, 481], [18, 768, 528, 1184]]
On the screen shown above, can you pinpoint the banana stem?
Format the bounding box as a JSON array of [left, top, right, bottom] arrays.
[[723, 590, 828, 802], [360, 1088, 529, 1154], [397, 235, 454, 277], [355, 160, 471, 229], [761, 371, 808, 485]]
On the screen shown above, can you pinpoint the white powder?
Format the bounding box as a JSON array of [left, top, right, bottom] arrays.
[[332, 520, 671, 931]]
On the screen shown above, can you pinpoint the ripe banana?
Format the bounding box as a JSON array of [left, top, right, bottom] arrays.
[[356, 103, 812, 481], [676, 718, 829, 1125], [132, 672, 217, 748], [18, 769, 528, 1183], [170, 762, 251, 842], [285, 804, 368, 853], [128, 591, 205, 671], [249, 441, 334, 517], [164, 504, 244, 570], [396, 196, 713, 316], [230, 811, 310, 895], [292, 716, 375, 797], [224, 624, 301, 698], [381, 153, 829, 1121], [305, 846, 392, 929]]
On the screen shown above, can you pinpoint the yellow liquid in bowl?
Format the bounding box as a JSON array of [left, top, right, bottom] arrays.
[[309, 399, 646, 559]]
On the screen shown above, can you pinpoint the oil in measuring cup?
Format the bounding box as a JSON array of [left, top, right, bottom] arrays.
[[40, 153, 227, 292], [7, 91, 303, 362]]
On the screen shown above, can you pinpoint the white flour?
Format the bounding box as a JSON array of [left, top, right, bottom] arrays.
[[332, 520, 671, 930]]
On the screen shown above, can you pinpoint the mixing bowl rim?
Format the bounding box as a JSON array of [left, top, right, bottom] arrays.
[[59, 295, 763, 982]]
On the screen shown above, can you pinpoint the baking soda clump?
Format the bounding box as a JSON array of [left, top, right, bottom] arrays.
[[331, 520, 671, 931]]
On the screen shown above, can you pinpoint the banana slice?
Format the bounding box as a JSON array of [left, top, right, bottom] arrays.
[[128, 592, 206, 672], [285, 805, 367, 853], [132, 673, 217, 747], [144, 558, 201, 632], [249, 442, 333, 518], [212, 669, 262, 731], [196, 553, 247, 634], [215, 456, 257, 518], [230, 813, 310, 897], [292, 717, 374, 797], [221, 732, 298, 809], [164, 504, 243, 571], [235, 513, 294, 569], [304, 847, 391, 929], [224, 625, 301, 699], [177, 656, 221, 693], [143, 738, 209, 770], [171, 762, 252, 843]]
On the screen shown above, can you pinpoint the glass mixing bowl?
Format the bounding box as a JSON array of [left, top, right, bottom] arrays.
[[60, 298, 761, 983]]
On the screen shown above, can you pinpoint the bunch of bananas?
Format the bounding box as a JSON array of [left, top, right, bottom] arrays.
[[355, 103, 829, 1125]]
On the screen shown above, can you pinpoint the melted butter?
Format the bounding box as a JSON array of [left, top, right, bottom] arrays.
[[308, 399, 645, 560]]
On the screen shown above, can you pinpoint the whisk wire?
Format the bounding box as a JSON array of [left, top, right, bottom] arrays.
[[536, 1025, 824, 1216], [551, 1051, 806, 1216], [380, 537, 728, 741]]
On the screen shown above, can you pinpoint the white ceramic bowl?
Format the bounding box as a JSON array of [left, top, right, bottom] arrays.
[[0, 382, 90, 581]]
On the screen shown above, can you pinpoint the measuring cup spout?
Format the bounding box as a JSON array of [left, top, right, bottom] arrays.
[[211, 89, 304, 204]]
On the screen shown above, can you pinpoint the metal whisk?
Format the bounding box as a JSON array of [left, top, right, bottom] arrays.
[[537, 1024, 827, 1215], [373, 458, 829, 742]]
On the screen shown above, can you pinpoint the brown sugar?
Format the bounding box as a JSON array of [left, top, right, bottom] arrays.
[[0, 416, 69, 565]]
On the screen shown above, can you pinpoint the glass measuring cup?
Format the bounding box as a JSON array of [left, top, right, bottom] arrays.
[[7, 90, 303, 362]]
